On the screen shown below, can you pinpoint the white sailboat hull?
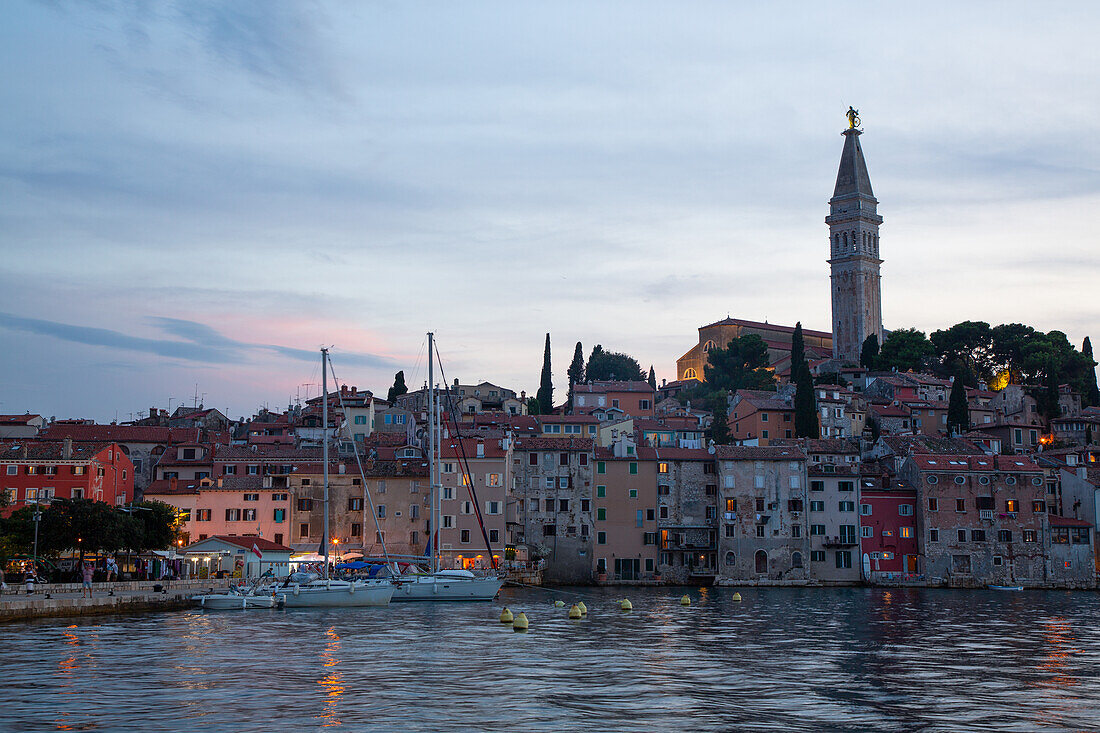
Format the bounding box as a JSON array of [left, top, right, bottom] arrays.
[[274, 580, 395, 607], [192, 593, 279, 610], [391, 574, 503, 602]]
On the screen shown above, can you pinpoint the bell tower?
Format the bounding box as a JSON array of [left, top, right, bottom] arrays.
[[827, 108, 883, 363]]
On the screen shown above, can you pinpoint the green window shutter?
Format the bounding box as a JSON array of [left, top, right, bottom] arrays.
[[596, 485, 606, 498], [597, 461, 606, 474], [597, 508, 606, 521], [629, 462, 638, 474]]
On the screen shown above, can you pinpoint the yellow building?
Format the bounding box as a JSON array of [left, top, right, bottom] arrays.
[[676, 318, 832, 382]]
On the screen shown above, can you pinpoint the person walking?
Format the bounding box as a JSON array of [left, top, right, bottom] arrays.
[[105, 557, 117, 582], [80, 562, 94, 599]]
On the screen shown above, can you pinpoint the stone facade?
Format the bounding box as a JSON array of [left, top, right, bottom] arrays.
[[827, 127, 883, 364], [654, 447, 718, 583], [714, 446, 810, 584]]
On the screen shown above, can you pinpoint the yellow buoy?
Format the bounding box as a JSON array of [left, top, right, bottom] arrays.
[[513, 612, 529, 632], [732, 592, 742, 602], [569, 604, 582, 619], [577, 601, 587, 615], [499, 607, 514, 623], [620, 598, 632, 611], [680, 594, 691, 606], [554, 600, 565, 608]]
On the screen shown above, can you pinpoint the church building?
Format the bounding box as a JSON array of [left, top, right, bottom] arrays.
[[827, 110, 884, 363]]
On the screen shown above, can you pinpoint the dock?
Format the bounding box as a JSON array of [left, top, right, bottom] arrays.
[[0, 580, 218, 622]]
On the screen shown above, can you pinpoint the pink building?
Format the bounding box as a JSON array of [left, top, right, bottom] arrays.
[[145, 475, 292, 546]]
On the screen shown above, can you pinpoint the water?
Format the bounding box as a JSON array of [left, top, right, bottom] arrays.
[[2, 587, 1099, 732]]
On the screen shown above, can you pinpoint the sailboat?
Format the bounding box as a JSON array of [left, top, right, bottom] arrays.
[[390, 333, 503, 602], [264, 347, 394, 608]]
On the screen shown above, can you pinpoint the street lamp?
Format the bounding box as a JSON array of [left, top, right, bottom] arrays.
[[31, 503, 42, 575]]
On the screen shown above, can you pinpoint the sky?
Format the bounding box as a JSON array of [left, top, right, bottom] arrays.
[[2, 1, 1098, 422]]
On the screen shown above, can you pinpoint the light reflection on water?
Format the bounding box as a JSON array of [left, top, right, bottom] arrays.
[[2, 587, 1100, 732]]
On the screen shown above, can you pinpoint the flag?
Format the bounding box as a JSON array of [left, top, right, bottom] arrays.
[[251, 542, 263, 559]]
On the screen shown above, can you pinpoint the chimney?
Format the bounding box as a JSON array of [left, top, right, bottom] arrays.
[[63, 437, 72, 460], [217, 477, 223, 488], [150, 407, 157, 419]]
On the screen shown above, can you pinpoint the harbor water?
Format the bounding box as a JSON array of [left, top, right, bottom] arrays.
[[2, 586, 1099, 732]]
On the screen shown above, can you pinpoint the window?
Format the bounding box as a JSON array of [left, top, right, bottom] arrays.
[[658, 462, 669, 474], [597, 508, 606, 521], [636, 510, 643, 528], [196, 509, 211, 522], [273, 533, 283, 545], [596, 485, 606, 498], [223, 465, 237, 475], [900, 527, 913, 538], [838, 481, 854, 492], [559, 499, 569, 513], [597, 461, 606, 474], [971, 529, 986, 542], [225, 508, 241, 521], [810, 480, 824, 492], [410, 504, 420, 519], [659, 484, 671, 496], [955, 498, 966, 512], [299, 523, 309, 537], [839, 501, 855, 512], [756, 525, 765, 538], [810, 501, 824, 512], [1005, 499, 1019, 513], [581, 499, 590, 512], [243, 508, 256, 521], [529, 453, 538, 466], [860, 504, 872, 515], [487, 501, 501, 515], [273, 508, 285, 522], [629, 463, 638, 475], [243, 493, 259, 502], [1032, 501, 1045, 513], [628, 489, 638, 499], [442, 515, 455, 529], [558, 477, 569, 489], [997, 530, 1012, 542], [1023, 530, 1037, 543], [791, 552, 803, 569], [348, 497, 363, 511], [957, 529, 967, 542], [661, 507, 669, 520], [811, 524, 825, 536], [489, 529, 500, 544], [811, 551, 825, 562], [247, 465, 259, 475], [5, 466, 16, 475], [792, 524, 801, 538], [377, 505, 386, 518], [835, 551, 852, 569], [899, 504, 913, 516], [929, 529, 939, 542], [579, 453, 588, 466], [460, 530, 471, 544], [928, 498, 938, 511], [596, 531, 606, 545], [861, 526, 873, 538], [544, 477, 555, 489]]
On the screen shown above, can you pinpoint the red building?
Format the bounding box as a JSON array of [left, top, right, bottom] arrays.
[[1, 439, 134, 514], [858, 475, 920, 579], [572, 381, 656, 419]]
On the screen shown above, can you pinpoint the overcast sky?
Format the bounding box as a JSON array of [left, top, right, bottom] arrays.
[[2, 1, 1098, 421]]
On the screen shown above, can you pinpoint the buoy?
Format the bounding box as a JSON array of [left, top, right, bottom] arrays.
[[577, 601, 587, 615], [680, 594, 691, 606], [732, 592, 742, 602], [513, 612, 529, 632], [620, 598, 632, 611], [554, 600, 565, 608], [500, 607, 514, 623], [568, 604, 582, 619]]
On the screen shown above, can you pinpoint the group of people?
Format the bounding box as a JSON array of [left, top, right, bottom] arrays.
[[0, 557, 121, 597]]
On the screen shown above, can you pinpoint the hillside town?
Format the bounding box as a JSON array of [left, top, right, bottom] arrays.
[[3, 117, 1098, 591]]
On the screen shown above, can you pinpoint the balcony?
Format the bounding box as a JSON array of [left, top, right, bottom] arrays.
[[822, 536, 859, 548]]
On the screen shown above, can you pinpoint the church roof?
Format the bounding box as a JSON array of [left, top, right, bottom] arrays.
[[832, 129, 875, 200]]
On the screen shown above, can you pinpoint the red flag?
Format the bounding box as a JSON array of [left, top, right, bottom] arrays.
[[251, 542, 263, 559]]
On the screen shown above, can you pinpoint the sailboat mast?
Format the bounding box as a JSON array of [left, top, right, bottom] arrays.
[[427, 333, 437, 574], [322, 347, 330, 580]]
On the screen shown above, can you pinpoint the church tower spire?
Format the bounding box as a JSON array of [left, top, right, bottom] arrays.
[[827, 108, 883, 364]]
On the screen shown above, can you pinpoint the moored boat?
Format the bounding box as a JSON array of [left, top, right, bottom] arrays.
[[192, 591, 281, 610], [989, 585, 1024, 591], [392, 569, 502, 602]]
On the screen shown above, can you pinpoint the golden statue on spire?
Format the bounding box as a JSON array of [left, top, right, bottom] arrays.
[[846, 106, 861, 129]]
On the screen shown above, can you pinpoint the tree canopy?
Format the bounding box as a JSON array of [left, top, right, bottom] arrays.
[[930, 321, 994, 386], [585, 345, 645, 382], [386, 371, 408, 403], [877, 328, 934, 373], [0, 499, 178, 559], [567, 342, 585, 411], [703, 335, 774, 394], [536, 333, 554, 414], [860, 334, 879, 370]]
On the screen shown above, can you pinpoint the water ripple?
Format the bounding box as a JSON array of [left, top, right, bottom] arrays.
[[2, 588, 1099, 732]]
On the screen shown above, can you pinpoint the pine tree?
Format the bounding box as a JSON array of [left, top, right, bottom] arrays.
[[648, 366, 657, 391], [790, 322, 806, 380], [860, 334, 879, 370], [567, 342, 585, 412], [536, 333, 553, 415], [947, 376, 970, 436], [1084, 337, 1099, 407], [386, 371, 408, 403]]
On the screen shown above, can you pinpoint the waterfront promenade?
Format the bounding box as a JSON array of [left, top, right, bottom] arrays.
[[0, 580, 212, 622]]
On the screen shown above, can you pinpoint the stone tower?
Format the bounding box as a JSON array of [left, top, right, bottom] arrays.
[[827, 118, 883, 363]]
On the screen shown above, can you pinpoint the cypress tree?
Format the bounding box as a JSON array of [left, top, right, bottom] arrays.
[[794, 370, 819, 438], [387, 371, 408, 403], [567, 342, 585, 412], [648, 365, 657, 391], [790, 322, 806, 381], [860, 334, 879, 370], [536, 333, 554, 415], [709, 394, 730, 445], [947, 376, 970, 436], [1084, 337, 1099, 407]]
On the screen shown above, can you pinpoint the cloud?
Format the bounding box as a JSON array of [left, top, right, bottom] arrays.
[[0, 312, 393, 369]]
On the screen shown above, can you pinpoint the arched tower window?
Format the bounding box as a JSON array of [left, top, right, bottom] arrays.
[[703, 340, 716, 352], [755, 549, 768, 574], [684, 368, 698, 380]]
